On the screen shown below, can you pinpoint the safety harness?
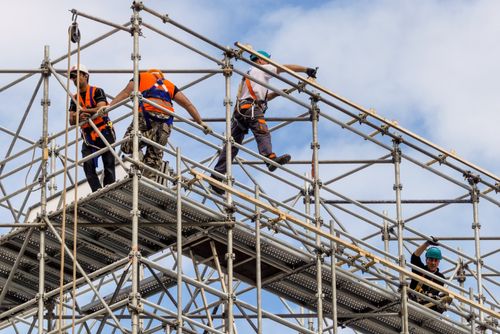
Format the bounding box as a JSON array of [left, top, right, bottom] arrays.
[[234, 74, 268, 121], [140, 78, 174, 130], [76, 86, 113, 147]]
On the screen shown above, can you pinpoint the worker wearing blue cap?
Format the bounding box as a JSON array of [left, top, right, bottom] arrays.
[[211, 50, 317, 195]]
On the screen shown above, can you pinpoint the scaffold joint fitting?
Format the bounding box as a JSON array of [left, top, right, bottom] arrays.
[[130, 52, 142, 61], [223, 97, 233, 106], [393, 183, 403, 191], [225, 205, 236, 215], [464, 171, 481, 185], [129, 209, 141, 217], [37, 251, 47, 261], [222, 63, 233, 77], [131, 1, 144, 11], [310, 142, 320, 150]]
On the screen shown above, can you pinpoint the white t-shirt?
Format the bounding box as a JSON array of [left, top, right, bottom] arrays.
[[239, 64, 278, 101]]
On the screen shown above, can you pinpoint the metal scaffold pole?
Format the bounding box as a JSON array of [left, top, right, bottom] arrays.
[[255, 185, 262, 334], [393, 139, 409, 334], [130, 3, 142, 333], [470, 179, 484, 324], [304, 175, 314, 332], [176, 147, 183, 334], [311, 96, 324, 334], [38, 45, 51, 334], [330, 219, 338, 334], [222, 51, 235, 334]]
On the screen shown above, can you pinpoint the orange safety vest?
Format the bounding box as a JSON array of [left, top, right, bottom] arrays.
[[139, 72, 176, 116], [74, 86, 111, 142]]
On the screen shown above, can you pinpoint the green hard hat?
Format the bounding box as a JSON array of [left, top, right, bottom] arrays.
[[425, 247, 442, 260], [250, 50, 271, 61]]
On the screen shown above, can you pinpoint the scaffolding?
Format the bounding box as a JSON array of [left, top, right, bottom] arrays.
[[0, 2, 498, 333]]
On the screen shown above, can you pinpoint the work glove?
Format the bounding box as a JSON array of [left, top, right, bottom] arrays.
[[306, 67, 318, 79], [428, 236, 439, 246], [200, 122, 212, 135]]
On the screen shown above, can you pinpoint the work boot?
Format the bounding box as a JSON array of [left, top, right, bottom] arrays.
[[210, 174, 225, 195], [266, 154, 291, 172]]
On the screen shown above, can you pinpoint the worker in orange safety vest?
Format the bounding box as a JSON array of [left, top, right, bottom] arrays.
[[69, 64, 116, 192]]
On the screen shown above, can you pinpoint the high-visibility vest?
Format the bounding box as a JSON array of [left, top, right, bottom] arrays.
[[74, 86, 111, 142], [139, 72, 176, 121]]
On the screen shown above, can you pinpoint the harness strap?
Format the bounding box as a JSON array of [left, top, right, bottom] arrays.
[[245, 78, 258, 101]]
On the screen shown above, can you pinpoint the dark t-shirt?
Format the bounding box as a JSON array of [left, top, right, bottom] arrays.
[[69, 87, 107, 112], [409, 253, 446, 296]]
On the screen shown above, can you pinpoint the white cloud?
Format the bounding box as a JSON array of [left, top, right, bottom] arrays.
[[247, 0, 500, 173]]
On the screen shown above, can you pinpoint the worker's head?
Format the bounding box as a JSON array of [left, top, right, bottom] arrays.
[[148, 68, 164, 80], [425, 247, 442, 272], [69, 64, 89, 87], [250, 50, 271, 64]]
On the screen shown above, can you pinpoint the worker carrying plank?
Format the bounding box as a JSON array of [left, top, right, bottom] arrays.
[[211, 50, 317, 195]]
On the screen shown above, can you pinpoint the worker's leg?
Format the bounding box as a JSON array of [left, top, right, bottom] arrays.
[[249, 106, 273, 157], [81, 142, 102, 192], [213, 116, 247, 175], [248, 108, 290, 171], [101, 128, 116, 187], [121, 114, 148, 155], [143, 120, 171, 177]]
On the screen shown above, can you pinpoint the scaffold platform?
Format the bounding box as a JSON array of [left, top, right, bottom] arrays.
[[0, 178, 469, 334]]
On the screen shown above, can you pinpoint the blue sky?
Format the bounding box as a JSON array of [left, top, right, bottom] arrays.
[[1, 1, 499, 333]]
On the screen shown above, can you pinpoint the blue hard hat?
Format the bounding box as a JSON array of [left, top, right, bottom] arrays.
[[250, 50, 271, 62], [425, 247, 442, 260]]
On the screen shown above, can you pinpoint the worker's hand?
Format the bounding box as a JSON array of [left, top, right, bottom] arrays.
[[80, 112, 90, 121], [306, 67, 318, 79], [428, 236, 439, 246], [97, 106, 107, 115], [200, 122, 212, 135]]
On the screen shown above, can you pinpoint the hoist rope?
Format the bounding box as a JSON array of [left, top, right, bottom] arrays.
[[58, 14, 81, 333]]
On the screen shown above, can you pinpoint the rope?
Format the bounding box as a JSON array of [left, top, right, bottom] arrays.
[[57, 15, 81, 333], [24, 145, 37, 188], [71, 21, 81, 334]]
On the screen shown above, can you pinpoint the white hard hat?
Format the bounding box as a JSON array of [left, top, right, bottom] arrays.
[[69, 64, 89, 75]]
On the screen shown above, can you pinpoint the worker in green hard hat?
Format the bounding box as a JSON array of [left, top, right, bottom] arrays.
[[409, 237, 450, 313]]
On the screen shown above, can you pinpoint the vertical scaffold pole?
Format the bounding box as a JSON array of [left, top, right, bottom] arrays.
[[176, 147, 183, 334], [330, 220, 338, 334], [469, 179, 483, 323], [255, 185, 262, 334], [130, 3, 142, 334], [303, 176, 314, 332], [383, 211, 390, 289], [49, 136, 57, 196], [310, 96, 323, 334], [222, 51, 235, 334], [469, 287, 476, 334], [392, 139, 409, 334], [382, 210, 391, 289], [38, 45, 50, 334]]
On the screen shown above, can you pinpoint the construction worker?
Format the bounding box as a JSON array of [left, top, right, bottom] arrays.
[[211, 50, 317, 195], [69, 64, 116, 192], [409, 237, 449, 313], [109, 69, 211, 179]]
